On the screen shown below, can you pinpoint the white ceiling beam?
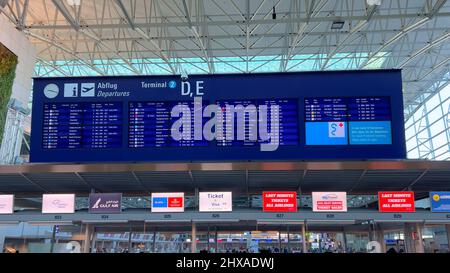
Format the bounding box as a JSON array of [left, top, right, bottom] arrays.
[[361, 0, 447, 69], [21, 11, 450, 30], [398, 31, 450, 68], [51, 0, 79, 30], [24, 30, 105, 75]]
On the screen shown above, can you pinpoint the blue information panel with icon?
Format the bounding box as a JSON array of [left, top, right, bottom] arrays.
[[305, 96, 392, 145], [31, 70, 406, 162], [430, 192, 450, 212]]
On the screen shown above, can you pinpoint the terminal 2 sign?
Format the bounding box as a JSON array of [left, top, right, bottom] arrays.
[[378, 191, 415, 212], [262, 192, 297, 212]]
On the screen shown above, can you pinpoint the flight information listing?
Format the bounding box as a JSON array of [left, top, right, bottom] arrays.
[[305, 96, 392, 145], [42, 102, 123, 149]]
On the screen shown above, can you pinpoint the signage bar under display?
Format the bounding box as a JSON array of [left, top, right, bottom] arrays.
[[42, 194, 75, 214], [430, 192, 450, 212], [0, 195, 14, 214], [199, 192, 232, 212], [151, 193, 184, 212], [262, 192, 297, 212], [378, 191, 415, 213], [31, 70, 405, 162], [89, 193, 122, 214], [312, 192, 347, 212]]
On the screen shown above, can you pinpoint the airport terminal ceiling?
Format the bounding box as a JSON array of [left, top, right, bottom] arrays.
[[0, 1, 448, 196], [0, 0, 449, 116]]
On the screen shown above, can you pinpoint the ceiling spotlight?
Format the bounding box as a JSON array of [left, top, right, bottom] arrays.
[[367, 0, 382, 6], [66, 0, 80, 6], [331, 21, 345, 30]]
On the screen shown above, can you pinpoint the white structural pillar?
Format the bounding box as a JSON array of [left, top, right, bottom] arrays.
[[446, 225, 450, 251], [191, 221, 197, 253], [215, 228, 219, 253], [374, 226, 386, 253], [83, 224, 92, 253], [302, 221, 307, 253], [404, 223, 425, 253]]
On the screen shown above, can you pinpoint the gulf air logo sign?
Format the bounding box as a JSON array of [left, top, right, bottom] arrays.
[[151, 192, 184, 212]]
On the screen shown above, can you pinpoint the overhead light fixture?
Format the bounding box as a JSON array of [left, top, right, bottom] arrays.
[[331, 21, 345, 30], [367, 0, 382, 6], [66, 0, 81, 6]]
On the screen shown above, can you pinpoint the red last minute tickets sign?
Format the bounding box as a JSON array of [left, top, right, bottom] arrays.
[[263, 192, 297, 212], [378, 191, 415, 212]]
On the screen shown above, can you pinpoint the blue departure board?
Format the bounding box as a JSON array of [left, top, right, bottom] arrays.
[[42, 102, 122, 149], [216, 99, 299, 147], [305, 98, 347, 122], [31, 70, 406, 162], [305, 96, 392, 145], [128, 101, 210, 148]]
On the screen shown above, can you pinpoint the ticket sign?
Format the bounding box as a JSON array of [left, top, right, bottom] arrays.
[[262, 192, 297, 212], [0, 195, 14, 214], [199, 192, 232, 212], [378, 191, 415, 212], [42, 194, 75, 214], [151, 193, 184, 212], [312, 192, 347, 212], [430, 192, 450, 212]]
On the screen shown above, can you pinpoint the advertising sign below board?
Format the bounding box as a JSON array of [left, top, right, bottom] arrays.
[[430, 192, 450, 212], [0, 195, 14, 214], [42, 194, 75, 214], [151, 193, 184, 212], [89, 193, 122, 213], [262, 192, 297, 212], [312, 192, 347, 212], [199, 192, 232, 212], [378, 191, 415, 213]]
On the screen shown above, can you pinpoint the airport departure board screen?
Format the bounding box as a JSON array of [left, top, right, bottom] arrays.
[[305, 97, 392, 145], [128, 101, 210, 148], [216, 99, 299, 147], [42, 102, 123, 149], [31, 70, 406, 162]]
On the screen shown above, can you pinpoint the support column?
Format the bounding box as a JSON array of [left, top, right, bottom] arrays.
[[50, 225, 56, 253], [215, 227, 218, 253], [152, 230, 156, 253], [342, 228, 348, 253], [83, 224, 92, 253], [446, 225, 450, 252], [368, 221, 374, 241], [127, 226, 132, 252], [207, 225, 210, 252], [191, 222, 197, 253], [287, 225, 290, 253], [278, 230, 282, 252], [302, 221, 307, 253], [374, 224, 386, 253], [414, 223, 425, 253], [404, 223, 424, 253]]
